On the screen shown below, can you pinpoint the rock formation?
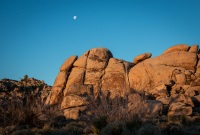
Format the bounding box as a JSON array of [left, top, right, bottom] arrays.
[[47, 44, 200, 119], [0, 77, 51, 103]]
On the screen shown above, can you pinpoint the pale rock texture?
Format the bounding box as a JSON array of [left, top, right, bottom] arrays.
[[47, 56, 77, 105], [156, 96, 169, 105], [86, 48, 112, 70], [53, 71, 68, 88], [162, 44, 189, 54], [47, 44, 200, 119], [61, 48, 113, 119], [129, 51, 197, 93], [49, 87, 63, 105], [144, 100, 163, 116], [149, 84, 168, 97], [169, 94, 194, 107], [64, 67, 85, 91], [133, 53, 152, 65], [84, 48, 113, 96], [73, 51, 89, 68], [195, 60, 200, 77], [184, 88, 196, 97], [188, 44, 198, 53], [60, 55, 78, 71], [127, 93, 145, 114], [63, 107, 87, 120], [61, 84, 93, 119], [168, 102, 193, 116], [101, 58, 133, 98], [61, 95, 89, 109]]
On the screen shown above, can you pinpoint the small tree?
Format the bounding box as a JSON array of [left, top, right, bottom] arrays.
[[24, 75, 28, 81], [24, 75, 28, 80]]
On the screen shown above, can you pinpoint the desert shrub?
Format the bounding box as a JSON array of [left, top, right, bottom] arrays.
[[169, 124, 183, 135], [137, 123, 162, 135], [109, 123, 123, 135], [167, 115, 194, 127], [91, 115, 107, 134], [181, 115, 194, 127], [0, 90, 64, 129], [0, 95, 43, 128], [89, 94, 130, 122], [137, 123, 154, 135], [162, 123, 184, 135], [32, 124, 83, 135], [125, 114, 142, 134], [100, 121, 124, 135], [167, 115, 182, 124], [87, 94, 126, 134], [12, 129, 34, 135], [87, 92, 149, 135]]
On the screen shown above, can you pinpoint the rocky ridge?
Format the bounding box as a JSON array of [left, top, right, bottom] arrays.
[[46, 44, 200, 120], [0, 77, 51, 103]]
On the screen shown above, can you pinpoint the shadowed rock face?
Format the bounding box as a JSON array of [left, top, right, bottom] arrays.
[[47, 44, 200, 119]]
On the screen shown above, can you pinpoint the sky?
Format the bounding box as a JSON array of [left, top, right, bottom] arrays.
[[1, 0, 200, 85]]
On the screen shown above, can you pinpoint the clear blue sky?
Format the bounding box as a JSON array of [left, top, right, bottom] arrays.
[[1, 0, 200, 85]]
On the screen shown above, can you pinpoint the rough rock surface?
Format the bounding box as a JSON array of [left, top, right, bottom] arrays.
[[47, 44, 200, 119], [0, 78, 51, 103], [133, 52, 152, 65], [162, 44, 189, 54]]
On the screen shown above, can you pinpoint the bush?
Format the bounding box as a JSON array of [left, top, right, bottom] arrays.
[[0, 91, 64, 131], [87, 93, 149, 135], [181, 115, 194, 126], [168, 115, 182, 124], [100, 121, 124, 135], [0, 94, 43, 128], [92, 115, 107, 134], [125, 114, 142, 134]]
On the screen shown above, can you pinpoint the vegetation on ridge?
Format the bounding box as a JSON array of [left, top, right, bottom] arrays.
[[0, 75, 200, 134]]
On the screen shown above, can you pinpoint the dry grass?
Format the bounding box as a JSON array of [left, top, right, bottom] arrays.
[[1, 85, 200, 135], [0, 90, 84, 135], [85, 92, 200, 135], [0, 94, 41, 128], [86, 93, 146, 134]]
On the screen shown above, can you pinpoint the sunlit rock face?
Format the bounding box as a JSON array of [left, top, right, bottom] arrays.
[[47, 44, 200, 119]]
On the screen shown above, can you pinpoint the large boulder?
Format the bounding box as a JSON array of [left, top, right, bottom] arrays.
[[53, 71, 68, 88], [188, 44, 198, 53], [144, 100, 163, 117], [64, 67, 85, 91], [46, 44, 200, 120], [73, 51, 89, 68], [47, 56, 77, 105], [169, 94, 194, 107], [61, 84, 93, 119], [86, 48, 112, 70], [149, 84, 169, 98], [168, 102, 193, 116], [129, 51, 197, 93], [133, 53, 152, 65], [101, 58, 133, 98], [48, 87, 63, 105], [84, 48, 113, 96], [162, 44, 189, 54], [60, 55, 78, 71]]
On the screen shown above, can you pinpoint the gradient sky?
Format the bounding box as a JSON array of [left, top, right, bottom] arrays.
[[1, 0, 200, 85]]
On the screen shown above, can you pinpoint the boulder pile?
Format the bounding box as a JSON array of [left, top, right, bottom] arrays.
[[46, 44, 200, 119], [0, 77, 51, 103]]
